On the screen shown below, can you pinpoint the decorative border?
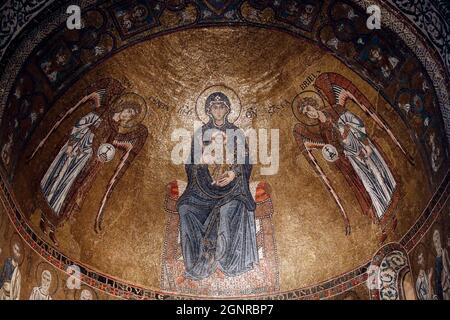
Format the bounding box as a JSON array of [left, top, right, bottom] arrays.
[[1, 1, 448, 73], [400, 168, 450, 252], [354, 0, 450, 142], [0, 1, 447, 136], [0, 165, 448, 299], [368, 243, 410, 300], [387, 0, 450, 71], [0, 0, 57, 62]]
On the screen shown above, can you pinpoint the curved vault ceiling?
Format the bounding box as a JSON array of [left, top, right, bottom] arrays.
[[0, 0, 449, 300]]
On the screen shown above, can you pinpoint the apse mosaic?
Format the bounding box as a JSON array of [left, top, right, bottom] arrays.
[[0, 0, 449, 300]]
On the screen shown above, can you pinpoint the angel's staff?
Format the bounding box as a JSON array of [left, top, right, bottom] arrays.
[[94, 139, 131, 233], [94, 92, 149, 233], [346, 90, 414, 165], [27, 90, 107, 162], [301, 139, 351, 235]]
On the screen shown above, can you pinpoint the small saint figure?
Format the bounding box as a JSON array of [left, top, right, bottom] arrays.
[[432, 229, 450, 300], [415, 249, 435, 300], [29, 270, 53, 300], [0, 241, 22, 300], [79, 288, 93, 300]]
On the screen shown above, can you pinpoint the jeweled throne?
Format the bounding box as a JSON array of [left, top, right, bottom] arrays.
[[161, 180, 279, 296]]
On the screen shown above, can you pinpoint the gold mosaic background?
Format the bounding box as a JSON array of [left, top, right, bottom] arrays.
[[6, 27, 432, 295]]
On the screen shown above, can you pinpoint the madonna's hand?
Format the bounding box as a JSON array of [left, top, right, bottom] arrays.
[[216, 171, 236, 187]]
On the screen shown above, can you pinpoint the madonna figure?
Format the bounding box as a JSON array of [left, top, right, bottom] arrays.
[[177, 90, 258, 280]]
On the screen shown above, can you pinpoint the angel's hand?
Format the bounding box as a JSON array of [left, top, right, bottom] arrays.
[[80, 92, 101, 108], [66, 145, 74, 157], [364, 144, 373, 157], [342, 124, 351, 139], [92, 92, 101, 108], [357, 151, 367, 162], [359, 145, 372, 159]]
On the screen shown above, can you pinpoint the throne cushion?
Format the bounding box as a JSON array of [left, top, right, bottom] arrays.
[[167, 180, 270, 201], [165, 180, 272, 218]]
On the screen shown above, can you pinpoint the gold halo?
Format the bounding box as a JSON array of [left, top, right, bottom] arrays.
[[74, 284, 98, 300], [411, 242, 434, 280], [195, 85, 241, 124], [291, 90, 326, 127], [109, 92, 148, 129], [412, 242, 429, 266], [34, 261, 59, 296], [430, 224, 444, 248], [9, 233, 25, 266]]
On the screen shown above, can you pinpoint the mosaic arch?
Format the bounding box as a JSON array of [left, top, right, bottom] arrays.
[[0, 0, 448, 300]]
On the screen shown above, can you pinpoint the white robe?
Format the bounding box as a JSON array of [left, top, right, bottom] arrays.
[[29, 287, 52, 300], [0, 262, 21, 300], [40, 112, 100, 215], [415, 269, 434, 300], [338, 111, 396, 219]]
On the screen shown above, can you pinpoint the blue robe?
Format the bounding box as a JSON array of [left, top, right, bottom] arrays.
[[0, 258, 15, 287], [435, 255, 444, 300], [177, 120, 258, 280]]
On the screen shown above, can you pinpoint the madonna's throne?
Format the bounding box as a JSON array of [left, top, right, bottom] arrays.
[[161, 180, 279, 296]]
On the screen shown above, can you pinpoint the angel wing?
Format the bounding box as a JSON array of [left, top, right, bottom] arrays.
[[314, 72, 414, 165], [94, 125, 148, 233], [27, 92, 101, 161], [293, 123, 351, 235]]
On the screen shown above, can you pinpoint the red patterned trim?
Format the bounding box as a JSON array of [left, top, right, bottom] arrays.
[[0, 166, 448, 299]]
